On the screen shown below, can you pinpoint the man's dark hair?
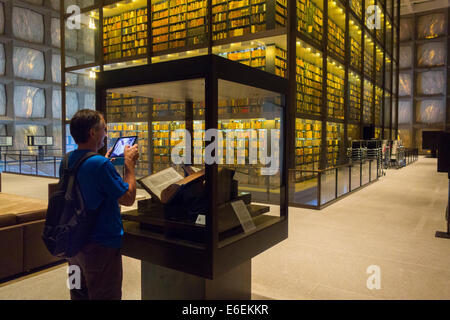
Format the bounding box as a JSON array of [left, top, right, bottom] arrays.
[[70, 109, 103, 144]]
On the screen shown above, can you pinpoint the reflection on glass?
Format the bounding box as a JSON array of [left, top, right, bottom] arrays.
[[337, 166, 349, 197], [320, 170, 335, 205], [350, 163, 360, 191]]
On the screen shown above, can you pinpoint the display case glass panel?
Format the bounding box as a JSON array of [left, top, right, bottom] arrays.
[[65, 8, 99, 66], [297, 0, 323, 46], [386, 16, 392, 55], [376, 6, 384, 44], [348, 71, 361, 123], [364, 0, 375, 31], [296, 39, 322, 115], [392, 93, 397, 125], [320, 169, 335, 204], [349, 18, 362, 71], [399, 72, 412, 97], [417, 13, 446, 40], [385, 55, 392, 92], [327, 58, 344, 120], [64, 0, 96, 11], [327, 0, 345, 61]]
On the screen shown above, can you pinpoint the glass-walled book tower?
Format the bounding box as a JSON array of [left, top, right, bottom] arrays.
[[61, 0, 399, 198]]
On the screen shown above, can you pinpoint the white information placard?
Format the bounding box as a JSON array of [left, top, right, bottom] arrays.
[[231, 200, 256, 233]]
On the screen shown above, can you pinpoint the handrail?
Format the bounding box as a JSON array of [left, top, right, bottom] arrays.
[[288, 159, 376, 174]]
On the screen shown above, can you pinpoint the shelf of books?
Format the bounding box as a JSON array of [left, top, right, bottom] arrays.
[[347, 123, 360, 142], [375, 126, 381, 139], [103, 7, 148, 62], [349, 18, 362, 71], [349, 71, 362, 122], [349, 0, 362, 20], [364, 34, 374, 79], [326, 122, 342, 167], [363, 78, 374, 124], [218, 44, 287, 78], [327, 1, 345, 61], [107, 122, 149, 178], [212, 0, 287, 42], [106, 93, 149, 122], [151, 0, 207, 52], [376, 6, 385, 44], [374, 85, 383, 126], [295, 118, 321, 180], [296, 40, 322, 115], [297, 0, 323, 46], [375, 45, 384, 86], [327, 58, 344, 120], [152, 120, 186, 173]]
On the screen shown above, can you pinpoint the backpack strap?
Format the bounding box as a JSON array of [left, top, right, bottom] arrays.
[[65, 152, 99, 201]]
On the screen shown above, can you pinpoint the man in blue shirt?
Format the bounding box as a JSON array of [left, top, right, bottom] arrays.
[[65, 109, 139, 300]]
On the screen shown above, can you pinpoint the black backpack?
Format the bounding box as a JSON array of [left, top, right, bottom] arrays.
[[42, 151, 99, 258]]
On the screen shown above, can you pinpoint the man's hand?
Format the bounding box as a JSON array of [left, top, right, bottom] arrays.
[[124, 144, 139, 168], [105, 147, 116, 162]]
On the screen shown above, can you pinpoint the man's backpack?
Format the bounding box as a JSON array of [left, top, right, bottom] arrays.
[[42, 151, 99, 258]]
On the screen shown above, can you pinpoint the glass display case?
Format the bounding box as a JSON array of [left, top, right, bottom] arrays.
[[97, 55, 288, 279]]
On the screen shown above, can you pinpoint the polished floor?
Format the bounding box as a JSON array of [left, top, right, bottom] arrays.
[[0, 157, 449, 299]]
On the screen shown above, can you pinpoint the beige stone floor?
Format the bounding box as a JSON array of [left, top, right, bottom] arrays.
[[0, 157, 449, 299]]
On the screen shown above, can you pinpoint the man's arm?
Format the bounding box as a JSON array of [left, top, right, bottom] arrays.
[[118, 144, 139, 206]]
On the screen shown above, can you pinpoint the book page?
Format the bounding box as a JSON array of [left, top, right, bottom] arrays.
[[139, 167, 183, 200]]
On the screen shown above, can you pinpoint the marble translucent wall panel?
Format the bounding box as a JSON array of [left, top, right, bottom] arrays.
[[50, 0, 60, 10], [417, 42, 445, 67], [416, 71, 445, 96], [53, 55, 78, 84], [416, 99, 444, 124], [84, 93, 95, 110], [52, 124, 62, 151], [13, 47, 45, 81], [417, 13, 446, 39], [23, 0, 44, 5], [0, 43, 5, 75], [51, 18, 61, 48], [12, 7, 44, 43], [398, 128, 412, 148], [80, 27, 95, 57], [400, 18, 413, 42], [52, 89, 61, 119], [14, 124, 45, 150], [398, 100, 412, 124], [0, 3, 4, 34], [66, 91, 79, 119], [0, 124, 5, 135], [14, 86, 45, 118], [65, 28, 78, 51], [399, 46, 412, 69], [399, 73, 412, 96], [0, 84, 5, 116]]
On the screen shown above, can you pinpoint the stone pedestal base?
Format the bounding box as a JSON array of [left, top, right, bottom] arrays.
[[141, 260, 251, 300]]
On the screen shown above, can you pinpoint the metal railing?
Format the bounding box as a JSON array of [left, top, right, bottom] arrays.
[[289, 159, 380, 209], [0, 152, 63, 178]]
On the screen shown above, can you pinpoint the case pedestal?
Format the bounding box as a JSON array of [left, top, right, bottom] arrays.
[[141, 259, 251, 300]]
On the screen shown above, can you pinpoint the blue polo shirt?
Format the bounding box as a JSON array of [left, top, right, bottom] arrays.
[[59, 150, 129, 248]]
